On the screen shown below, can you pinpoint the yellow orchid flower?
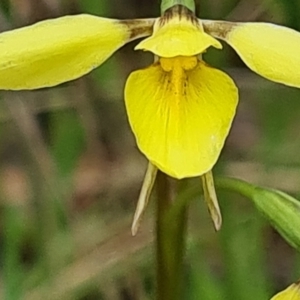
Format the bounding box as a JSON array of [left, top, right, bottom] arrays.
[[1, 4, 300, 233], [271, 280, 300, 300]]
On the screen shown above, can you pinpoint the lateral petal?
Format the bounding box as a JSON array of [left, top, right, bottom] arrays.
[[0, 15, 154, 90], [125, 58, 238, 179], [203, 20, 300, 88]]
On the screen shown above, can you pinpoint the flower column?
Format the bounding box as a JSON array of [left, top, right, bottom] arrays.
[[155, 2, 194, 300]]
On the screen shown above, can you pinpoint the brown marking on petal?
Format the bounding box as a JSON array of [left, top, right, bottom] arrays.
[[120, 19, 155, 40], [202, 20, 237, 39], [159, 5, 199, 27]]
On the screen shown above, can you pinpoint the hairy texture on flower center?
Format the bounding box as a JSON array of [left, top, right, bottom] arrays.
[[160, 56, 198, 71], [160, 56, 197, 99]]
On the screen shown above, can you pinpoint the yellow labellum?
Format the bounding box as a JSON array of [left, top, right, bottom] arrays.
[[136, 16, 221, 57], [125, 56, 238, 179], [204, 21, 300, 88], [271, 281, 300, 300], [0, 15, 152, 90]]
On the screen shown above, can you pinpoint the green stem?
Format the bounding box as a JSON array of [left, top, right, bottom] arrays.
[[161, 0, 195, 13], [156, 172, 187, 300], [3, 206, 24, 300], [214, 177, 256, 199]]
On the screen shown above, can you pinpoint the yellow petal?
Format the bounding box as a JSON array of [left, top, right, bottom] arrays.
[[271, 281, 300, 300], [0, 15, 154, 90], [125, 57, 238, 179], [203, 20, 300, 88], [135, 6, 221, 57]]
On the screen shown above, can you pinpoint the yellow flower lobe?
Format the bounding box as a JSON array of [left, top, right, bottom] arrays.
[[125, 57, 238, 178], [0, 15, 154, 90], [203, 20, 300, 88]]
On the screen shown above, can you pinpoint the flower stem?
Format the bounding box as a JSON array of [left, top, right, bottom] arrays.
[[161, 0, 196, 13], [156, 171, 187, 300]]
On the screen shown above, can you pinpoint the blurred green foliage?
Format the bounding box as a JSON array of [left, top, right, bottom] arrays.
[[0, 0, 300, 299]]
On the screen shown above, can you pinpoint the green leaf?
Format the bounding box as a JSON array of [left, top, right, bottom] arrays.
[[216, 177, 300, 251]]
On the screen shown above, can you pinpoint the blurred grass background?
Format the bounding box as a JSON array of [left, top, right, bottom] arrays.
[[0, 0, 300, 299]]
